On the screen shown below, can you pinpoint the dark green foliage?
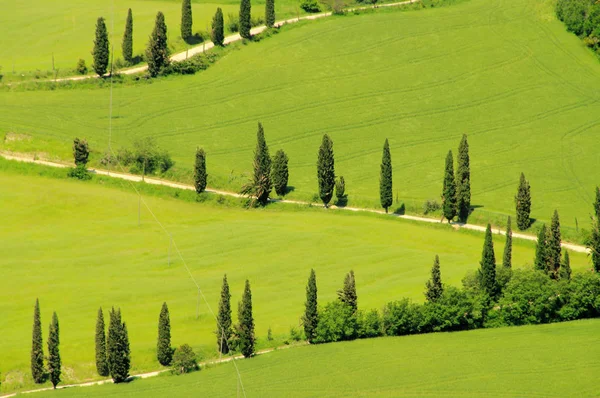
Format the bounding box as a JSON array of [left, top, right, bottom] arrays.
[[558, 271, 600, 320], [122, 9, 133, 64], [381, 298, 422, 336], [303, 269, 318, 343], [146, 12, 170, 78], [47, 312, 61, 389], [379, 138, 393, 213], [595, 186, 600, 218], [31, 298, 45, 384], [590, 218, 600, 272], [456, 134, 471, 222], [556, 0, 589, 35], [442, 150, 457, 222], [238, 280, 255, 358], [107, 308, 130, 383], [211, 8, 225, 46], [300, 0, 321, 12], [194, 148, 207, 193], [239, 0, 252, 39], [496, 265, 513, 294], [157, 302, 173, 366], [73, 137, 89, 166], [216, 274, 233, 354], [68, 164, 91, 180], [242, 123, 271, 205], [76, 59, 88, 75], [271, 149, 289, 197], [171, 344, 198, 374], [560, 250, 572, 280], [547, 210, 562, 279], [161, 52, 214, 75], [356, 309, 382, 339], [479, 224, 497, 298], [515, 173, 532, 230], [265, 0, 275, 27], [317, 134, 335, 207], [181, 0, 193, 40], [424, 255, 443, 302], [313, 301, 357, 343], [502, 216, 512, 268], [420, 287, 485, 332], [131, 137, 174, 176], [534, 224, 548, 272], [92, 17, 110, 77], [337, 270, 357, 312], [95, 308, 109, 377], [335, 176, 345, 201]]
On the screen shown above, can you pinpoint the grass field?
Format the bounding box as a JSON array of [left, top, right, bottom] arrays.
[[0, 160, 591, 392], [2, 0, 600, 232], [32, 319, 600, 397]]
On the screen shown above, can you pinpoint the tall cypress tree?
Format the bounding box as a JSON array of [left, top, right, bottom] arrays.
[[380, 138, 393, 213], [265, 0, 275, 28], [95, 307, 109, 376], [243, 122, 272, 205], [515, 173, 532, 230], [47, 312, 61, 389], [560, 250, 571, 280], [480, 224, 497, 298], [146, 12, 170, 77], [122, 9, 133, 64], [31, 298, 45, 383], [337, 270, 357, 312], [424, 255, 443, 302], [92, 17, 110, 76], [547, 210, 562, 279], [238, 280, 255, 358], [502, 216, 512, 269], [107, 308, 131, 383], [272, 149, 289, 197], [534, 224, 548, 272], [217, 274, 233, 354], [194, 147, 207, 193], [303, 269, 318, 343], [591, 217, 600, 273], [317, 134, 335, 207], [456, 134, 471, 222], [211, 8, 225, 46], [594, 186, 600, 219], [442, 150, 457, 222], [181, 0, 193, 40], [157, 302, 173, 366], [239, 0, 252, 39]]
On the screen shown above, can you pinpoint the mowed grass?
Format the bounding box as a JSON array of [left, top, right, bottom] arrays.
[[34, 319, 600, 397], [2, 0, 600, 231], [0, 166, 591, 392]]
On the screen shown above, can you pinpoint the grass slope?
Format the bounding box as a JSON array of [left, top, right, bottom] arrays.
[[2, 0, 599, 232], [0, 164, 590, 392], [34, 319, 600, 397]]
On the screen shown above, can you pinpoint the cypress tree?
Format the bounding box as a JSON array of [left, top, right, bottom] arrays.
[[515, 173, 532, 230], [502, 216, 512, 269], [92, 17, 110, 77], [560, 250, 571, 280], [239, 0, 252, 39], [211, 8, 225, 47], [591, 218, 600, 273], [238, 280, 255, 358], [379, 138, 393, 213], [244, 122, 272, 205], [194, 147, 207, 193], [265, 0, 275, 28], [337, 270, 357, 312], [547, 210, 562, 279], [122, 9, 133, 64], [480, 224, 497, 298], [107, 308, 131, 383], [95, 307, 109, 377], [157, 302, 173, 366], [271, 149, 289, 197], [146, 12, 170, 78], [442, 150, 457, 222], [317, 134, 335, 207], [534, 224, 548, 272], [73, 138, 90, 166], [424, 255, 443, 303], [303, 269, 318, 343], [595, 186, 600, 219], [181, 0, 193, 40], [456, 134, 471, 222], [47, 312, 61, 389], [217, 274, 233, 354], [335, 176, 345, 202], [31, 298, 45, 384]]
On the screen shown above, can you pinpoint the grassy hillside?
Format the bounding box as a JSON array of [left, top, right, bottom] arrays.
[[2, 0, 599, 232], [0, 162, 590, 392], [33, 319, 600, 397]]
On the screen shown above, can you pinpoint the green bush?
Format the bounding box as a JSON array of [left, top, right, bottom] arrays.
[[171, 344, 198, 375], [289, 326, 304, 342], [68, 165, 91, 180], [420, 286, 485, 332], [556, 0, 590, 35], [356, 309, 382, 338], [76, 59, 88, 75], [422, 199, 441, 215], [313, 301, 357, 343], [381, 298, 422, 336], [300, 0, 321, 13], [558, 271, 600, 320], [227, 13, 239, 33]]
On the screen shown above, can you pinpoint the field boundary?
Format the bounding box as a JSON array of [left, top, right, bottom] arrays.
[[0, 152, 589, 254]]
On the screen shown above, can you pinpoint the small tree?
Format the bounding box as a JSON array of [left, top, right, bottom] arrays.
[[515, 173, 532, 230], [239, 0, 252, 39], [303, 269, 318, 343], [212, 8, 225, 46], [95, 308, 109, 376], [379, 138, 393, 213], [73, 138, 90, 166], [442, 150, 457, 222], [335, 176, 345, 202], [547, 210, 562, 279], [107, 308, 130, 383], [272, 149, 289, 197], [31, 299, 45, 384], [92, 17, 110, 77], [238, 280, 255, 358], [171, 344, 198, 374], [122, 9, 133, 64], [216, 274, 233, 354], [265, 0, 275, 28], [337, 270, 357, 312], [560, 250, 571, 280], [456, 134, 471, 222], [76, 58, 88, 75], [47, 312, 61, 389], [317, 134, 335, 207], [534, 224, 548, 272], [181, 0, 193, 40], [590, 217, 600, 273], [146, 12, 170, 77], [480, 224, 497, 298], [241, 123, 271, 205], [595, 186, 600, 219], [424, 255, 443, 302], [157, 302, 173, 366], [502, 216, 512, 269], [194, 148, 207, 193]]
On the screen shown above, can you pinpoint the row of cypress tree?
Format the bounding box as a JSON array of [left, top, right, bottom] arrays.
[[30, 299, 61, 388], [94, 307, 131, 382], [441, 135, 471, 223], [216, 276, 256, 358]]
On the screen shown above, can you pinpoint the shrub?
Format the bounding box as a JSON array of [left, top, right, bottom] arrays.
[[289, 326, 303, 342], [556, 0, 589, 35], [420, 286, 485, 332], [227, 13, 239, 33], [68, 165, 91, 180], [76, 59, 88, 75], [381, 298, 422, 336], [356, 309, 382, 339], [313, 301, 357, 343], [162, 54, 210, 75], [171, 344, 198, 375], [300, 0, 321, 13], [422, 199, 441, 215], [558, 271, 600, 320]]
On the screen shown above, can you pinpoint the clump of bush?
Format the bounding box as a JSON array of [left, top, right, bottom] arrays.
[[227, 13, 239, 33], [556, 0, 600, 55], [300, 0, 321, 13], [171, 344, 199, 375], [104, 138, 174, 176], [76, 59, 88, 75], [422, 199, 441, 215]]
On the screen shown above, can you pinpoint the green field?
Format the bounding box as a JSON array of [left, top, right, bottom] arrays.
[[0, 161, 590, 392], [32, 319, 600, 397]]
